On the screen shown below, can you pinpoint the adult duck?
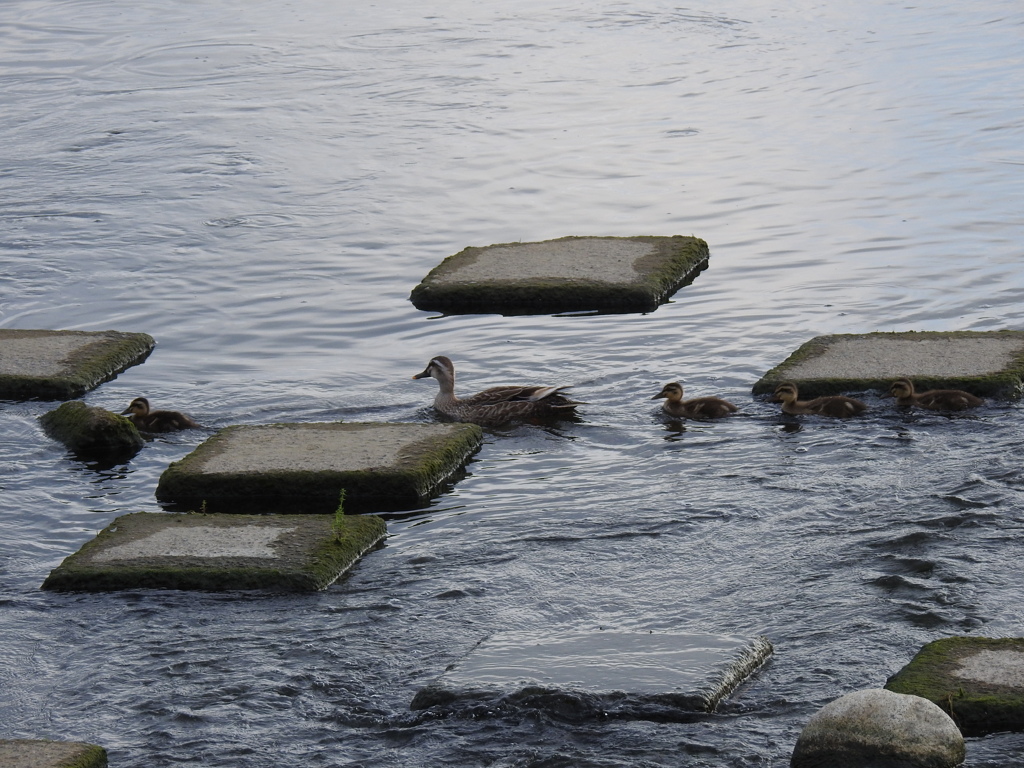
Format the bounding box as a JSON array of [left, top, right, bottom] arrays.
[[883, 377, 983, 411], [121, 397, 201, 432], [772, 382, 868, 418], [413, 355, 582, 425], [651, 382, 737, 419]]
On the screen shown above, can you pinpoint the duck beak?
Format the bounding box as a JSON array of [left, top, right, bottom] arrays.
[[120, 407, 132, 415], [412, 367, 431, 380], [651, 391, 667, 400]]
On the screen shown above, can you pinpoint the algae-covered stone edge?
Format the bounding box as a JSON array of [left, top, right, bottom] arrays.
[[0, 329, 155, 400], [39, 400, 144, 459], [0, 739, 108, 768], [885, 635, 1024, 737], [409, 235, 709, 316], [752, 330, 1024, 397]]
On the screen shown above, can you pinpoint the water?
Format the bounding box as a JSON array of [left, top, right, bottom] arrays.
[[2, 0, 1024, 764]]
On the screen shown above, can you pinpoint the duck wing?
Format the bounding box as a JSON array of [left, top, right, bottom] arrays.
[[809, 396, 867, 418]]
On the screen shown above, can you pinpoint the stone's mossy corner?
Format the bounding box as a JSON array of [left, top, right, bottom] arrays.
[[886, 636, 1024, 737], [41, 508, 387, 592], [40, 401, 144, 461], [409, 235, 709, 316], [0, 328, 154, 400], [0, 739, 108, 768], [753, 330, 1024, 398]]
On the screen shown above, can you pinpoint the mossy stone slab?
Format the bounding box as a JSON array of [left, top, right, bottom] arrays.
[[885, 636, 1024, 737], [40, 401, 144, 461], [42, 511, 386, 592], [753, 330, 1024, 397], [410, 235, 709, 315], [0, 739, 107, 768], [156, 421, 483, 514], [0, 329, 154, 400], [410, 630, 773, 722]]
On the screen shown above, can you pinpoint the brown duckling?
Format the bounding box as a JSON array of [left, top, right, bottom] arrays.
[[882, 377, 983, 411], [413, 355, 582, 426], [651, 382, 738, 419], [121, 397, 201, 432], [772, 382, 868, 418]]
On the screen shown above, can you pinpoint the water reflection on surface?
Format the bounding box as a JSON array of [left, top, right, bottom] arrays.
[[2, 0, 1024, 765]]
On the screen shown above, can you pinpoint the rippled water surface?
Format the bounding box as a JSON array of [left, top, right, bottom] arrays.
[[3, 0, 1024, 765]]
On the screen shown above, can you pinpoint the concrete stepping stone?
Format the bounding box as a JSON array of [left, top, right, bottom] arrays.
[[40, 401, 143, 461], [0, 329, 154, 400], [886, 636, 1024, 736], [753, 330, 1024, 397], [410, 630, 773, 722], [41, 511, 386, 592], [410, 235, 709, 315], [0, 739, 107, 768], [156, 421, 483, 514]]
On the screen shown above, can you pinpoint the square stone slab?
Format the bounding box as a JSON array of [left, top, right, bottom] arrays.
[[409, 235, 709, 315], [0, 740, 107, 768], [410, 630, 773, 722], [41, 511, 386, 592], [0, 329, 154, 400], [752, 330, 1024, 397], [886, 636, 1024, 737], [156, 421, 483, 514]]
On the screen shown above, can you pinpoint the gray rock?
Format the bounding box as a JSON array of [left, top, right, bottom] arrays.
[[0, 739, 107, 768], [40, 401, 144, 461], [410, 235, 709, 315], [791, 688, 965, 768]]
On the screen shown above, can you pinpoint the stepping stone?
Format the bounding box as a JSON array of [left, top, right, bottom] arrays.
[[753, 330, 1024, 397], [41, 511, 386, 592], [0, 739, 106, 768], [40, 401, 143, 462], [410, 630, 773, 722], [0, 329, 154, 400], [156, 421, 483, 514], [886, 636, 1024, 736], [410, 235, 709, 316]]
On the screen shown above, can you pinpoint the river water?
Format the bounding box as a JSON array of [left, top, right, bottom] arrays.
[[2, 0, 1024, 765]]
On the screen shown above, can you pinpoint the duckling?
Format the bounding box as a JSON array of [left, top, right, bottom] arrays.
[[413, 355, 582, 426], [121, 397, 201, 432], [772, 382, 868, 418], [651, 382, 738, 419], [882, 377, 983, 411]]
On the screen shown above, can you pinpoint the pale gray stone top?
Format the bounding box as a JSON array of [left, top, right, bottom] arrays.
[[91, 525, 296, 562], [0, 334, 94, 376], [954, 648, 1024, 688]]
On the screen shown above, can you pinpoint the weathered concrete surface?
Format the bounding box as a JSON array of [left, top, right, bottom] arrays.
[[42, 511, 386, 592], [156, 421, 483, 513], [39, 401, 143, 461], [410, 235, 709, 315], [791, 689, 964, 768], [0, 739, 107, 768], [886, 636, 1024, 736], [753, 330, 1024, 397], [0, 329, 154, 400], [411, 630, 773, 722]]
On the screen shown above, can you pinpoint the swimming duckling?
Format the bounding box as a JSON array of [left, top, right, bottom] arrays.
[[413, 355, 582, 426], [651, 382, 738, 419], [121, 397, 201, 432], [772, 382, 868, 418], [882, 377, 983, 411]]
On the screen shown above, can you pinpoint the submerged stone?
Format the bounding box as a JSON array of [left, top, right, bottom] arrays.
[[0, 328, 154, 400], [410, 630, 772, 722], [791, 688, 964, 768], [40, 401, 144, 461], [41, 510, 386, 592], [410, 235, 709, 315], [886, 636, 1024, 737], [0, 739, 107, 768], [156, 421, 483, 513], [753, 330, 1024, 398]]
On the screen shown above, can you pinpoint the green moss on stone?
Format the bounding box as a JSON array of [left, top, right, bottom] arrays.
[[0, 740, 107, 768], [410, 235, 709, 315], [753, 330, 1024, 397], [885, 636, 1024, 736], [155, 422, 483, 514], [0, 329, 154, 400], [40, 401, 143, 459], [42, 511, 387, 592]]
